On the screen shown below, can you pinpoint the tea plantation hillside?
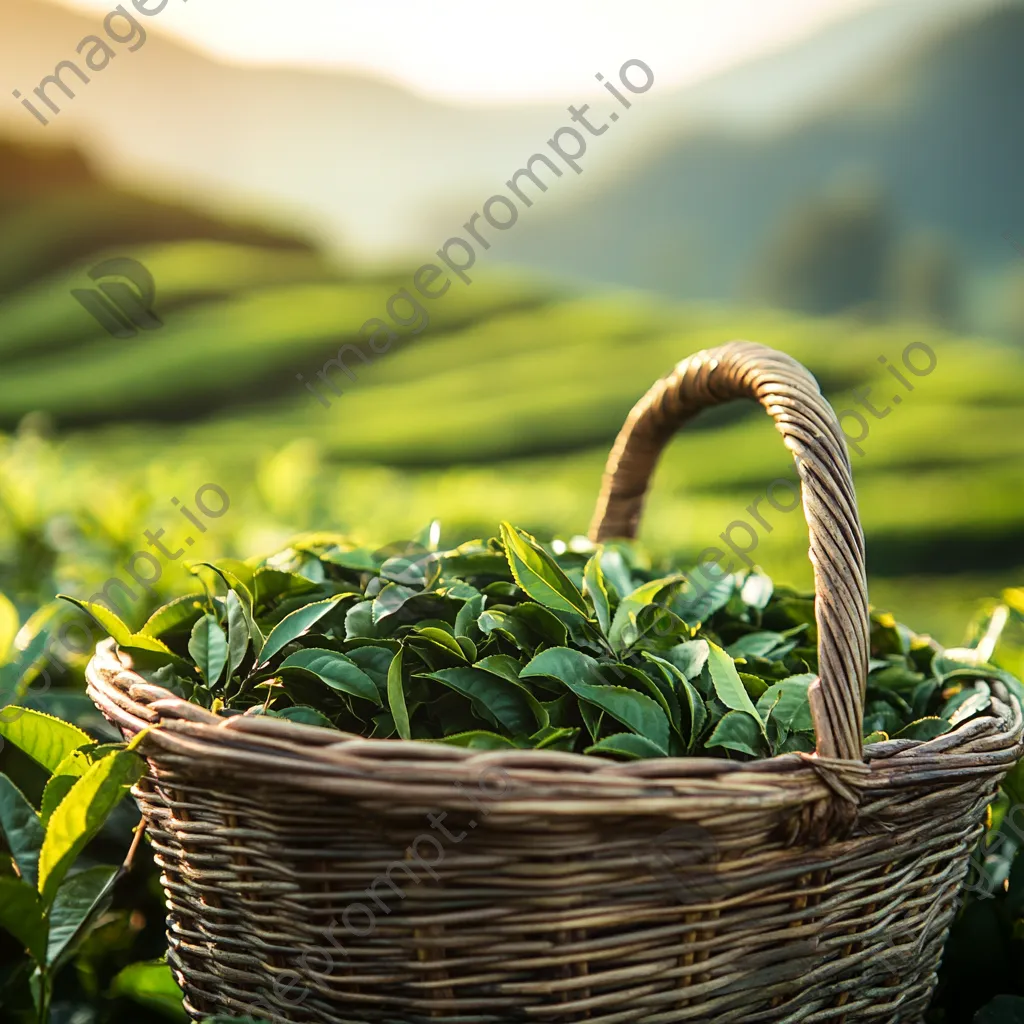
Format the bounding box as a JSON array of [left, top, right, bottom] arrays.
[[0, 137, 1022, 647]]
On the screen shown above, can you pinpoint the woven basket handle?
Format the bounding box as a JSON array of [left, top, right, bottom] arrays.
[[588, 341, 869, 762]]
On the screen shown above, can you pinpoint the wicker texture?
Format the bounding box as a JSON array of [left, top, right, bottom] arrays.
[[86, 342, 1023, 1023]]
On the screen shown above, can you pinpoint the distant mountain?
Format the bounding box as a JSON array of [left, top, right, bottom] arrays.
[[0, 138, 313, 298], [500, 1, 1024, 310], [0, 0, 987, 261]]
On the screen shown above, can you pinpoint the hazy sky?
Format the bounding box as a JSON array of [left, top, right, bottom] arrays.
[[56, 0, 887, 103]]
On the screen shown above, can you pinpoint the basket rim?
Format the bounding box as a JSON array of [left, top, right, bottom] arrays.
[[86, 638, 1024, 806]]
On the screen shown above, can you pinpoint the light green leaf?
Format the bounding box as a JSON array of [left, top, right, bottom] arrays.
[[387, 649, 411, 740], [0, 594, 18, 664], [0, 877, 46, 962], [522, 647, 670, 752], [38, 750, 144, 905], [110, 960, 187, 1017], [0, 708, 92, 773], [280, 648, 381, 704], [608, 576, 682, 652], [740, 572, 774, 611], [411, 626, 467, 662], [707, 710, 769, 757], [57, 596, 172, 655], [40, 747, 95, 828], [46, 864, 119, 968], [188, 615, 228, 687], [499, 523, 588, 618], [706, 642, 766, 738], [0, 775, 44, 888], [139, 595, 205, 640], [585, 733, 669, 760], [583, 552, 611, 637], [665, 639, 709, 682], [256, 596, 343, 667]]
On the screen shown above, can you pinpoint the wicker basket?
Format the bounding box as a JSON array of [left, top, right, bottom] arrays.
[[87, 342, 1023, 1023]]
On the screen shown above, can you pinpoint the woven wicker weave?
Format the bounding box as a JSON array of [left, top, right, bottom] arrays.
[[87, 342, 1023, 1023]]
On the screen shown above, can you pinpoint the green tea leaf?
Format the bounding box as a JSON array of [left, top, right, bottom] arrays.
[[707, 710, 769, 758], [40, 748, 95, 827], [38, 749, 145, 905], [411, 626, 467, 662], [499, 523, 588, 618], [0, 775, 44, 888], [740, 572, 773, 611], [280, 648, 381, 704], [585, 733, 669, 760], [224, 590, 250, 681], [0, 594, 18, 664], [894, 717, 952, 741], [756, 674, 816, 745], [140, 595, 205, 640], [426, 667, 540, 735], [521, 647, 670, 751], [608, 577, 682, 652], [110, 961, 190, 1017], [706, 642, 766, 738], [0, 877, 46, 962], [387, 649, 411, 740], [727, 631, 796, 661], [434, 731, 518, 750], [583, 552, 612, 637], [256, 596, 344, 667], [46, 863, 119, 968], [269, 706, 336, 728], [0, 708, 92, 772], [189, 615, 228, 687]]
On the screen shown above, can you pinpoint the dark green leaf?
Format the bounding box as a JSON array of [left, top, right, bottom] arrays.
[[426, 667, 540, 735], [521, 648, 670, 751], [585, 733, 668, 760], [0, 877, 46, 962], [0, 775, 44, 888], [46, 864, 119, 968], [893, 717, 952, 741], [279, 649, 381, 704], [269, 706, 336, 728], [225, 590, 250, 681], [433, 731, 518, 750], [256, 597, 344, 666], [707, 711, 770, 758], [188, 615, 228, 687], [387, 649, 411, 740]]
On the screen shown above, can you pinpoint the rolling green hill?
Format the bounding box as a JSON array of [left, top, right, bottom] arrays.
[[0, 137, 1020, 649]]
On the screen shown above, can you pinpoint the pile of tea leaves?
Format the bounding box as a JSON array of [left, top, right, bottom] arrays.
[[65, 523, 1022, 760]]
